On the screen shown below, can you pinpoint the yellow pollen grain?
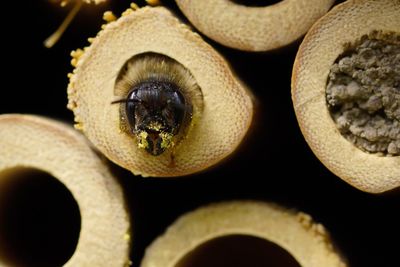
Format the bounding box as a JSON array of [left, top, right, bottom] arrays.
[[138, 131, 149, 149], [130, 3, 139, 10], [70, 48, 84, 67], [74, 122, 84, 131], [160, 132, 173, 149], [146, 0, 161, 6], [103, 11, 117, 23], [124, 260, 133, 267], [123, 233, 131, 241], [148, 121, 162, 131], [71, 48, 84, 59], [122, 9, 133, 17]]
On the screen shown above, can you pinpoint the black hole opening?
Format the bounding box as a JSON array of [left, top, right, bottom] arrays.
[[0, 168, 81, 267], [230, 0, 283, 7], [175, 234, 302, 267]]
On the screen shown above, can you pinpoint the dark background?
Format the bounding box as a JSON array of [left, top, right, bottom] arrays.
[[1, 0, 399, 266]]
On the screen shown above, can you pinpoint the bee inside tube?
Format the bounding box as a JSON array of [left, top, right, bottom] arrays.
[[111, 53, 203, 157]]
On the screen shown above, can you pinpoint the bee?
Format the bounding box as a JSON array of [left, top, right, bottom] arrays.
[[113, 53, 203, 156]]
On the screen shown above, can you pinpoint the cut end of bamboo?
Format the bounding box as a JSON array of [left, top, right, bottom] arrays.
[[0, 114, 130, 267], [67, 6, 254, 177], [140, 201, 347, 267], [291, 0, 400, 193], [175, 0, 335, 51]]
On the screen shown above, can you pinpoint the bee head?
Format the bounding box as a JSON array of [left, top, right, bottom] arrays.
[[125, 80, 192, 156]]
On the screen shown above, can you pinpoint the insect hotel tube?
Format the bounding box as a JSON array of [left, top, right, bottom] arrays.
[[140, 201, 347, 267], [0, 114, 130, 267], [67, 6, 254, 177], [291, 0, 400, 193], [175, 0, 334, 51]]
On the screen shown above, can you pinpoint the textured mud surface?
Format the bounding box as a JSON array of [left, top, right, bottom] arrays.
[[326, 34, 400, 156]]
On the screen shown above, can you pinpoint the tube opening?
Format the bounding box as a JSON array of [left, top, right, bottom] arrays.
[[175, 234, 302, 267], [0, 167, 81, 267], [230, 0, 282, 7], [113, 52, 204, 157]]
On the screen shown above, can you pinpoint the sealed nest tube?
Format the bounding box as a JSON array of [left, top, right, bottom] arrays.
[[140, 201, 347, 267], [0, 114, 130, 267], [292, 0, 400, 193], [175, 0, 335, 51], [67, 6, 254, 177]]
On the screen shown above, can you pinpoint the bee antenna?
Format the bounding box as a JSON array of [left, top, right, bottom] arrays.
[[111, 98, 142, 105]]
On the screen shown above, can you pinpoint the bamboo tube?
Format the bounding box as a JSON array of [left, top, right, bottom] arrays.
[[175, 0, 334, 52], [141, 201, 346, 267], [291, 0, 400, 193], [0, 114, 130, 267], [67, 6, 253, 177]]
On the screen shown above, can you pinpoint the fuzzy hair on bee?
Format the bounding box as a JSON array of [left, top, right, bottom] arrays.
[[113, 52, 203, 156]]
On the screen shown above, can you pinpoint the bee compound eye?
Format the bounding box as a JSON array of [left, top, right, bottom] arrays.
[[67, 6, 254, 177]]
